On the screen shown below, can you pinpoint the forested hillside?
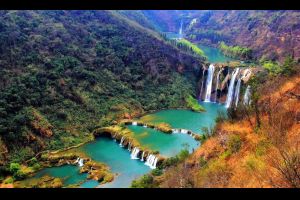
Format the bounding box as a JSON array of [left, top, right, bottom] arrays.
[[0, 10, 204, 166], [139, 10, 300, 62]]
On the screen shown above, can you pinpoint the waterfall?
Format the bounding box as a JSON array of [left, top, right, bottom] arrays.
[[119, 136, 125, 147], [225, 68, 240, 108], [179, 20, 183, 38], [141, 151, 145, 162], [204, 64, 215, 102], [214, 69, 222, 102], [145, 154, 158, 169], [78, 158, 84, 167], [234, 78, 241, 107], [74, 157, 84, 167], [243, 85, 251, 105], [132, 121, 137, 126], [199, 69, 205, 100], [181, 129, 188, 134], [130, 147, 140, 159], [172, 129, 179, 133], [128, 142, 132, 151], [143, 125, 147, 128]]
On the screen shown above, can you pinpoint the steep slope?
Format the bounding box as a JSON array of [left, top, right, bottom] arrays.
[[133, 64, 300, 188], [0, 10, 204, 167]]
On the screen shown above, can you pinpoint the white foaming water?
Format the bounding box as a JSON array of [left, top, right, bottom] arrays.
[[181, 129, 188, 134], [119, 136, 125, 147], [132, 121, 137, 126], [172, 129, 179, 133], [130, 147, 140, 160], [225, 68, 240, 108], [145, 154, 158, 169], [204, 64, 215, 102], [141, 151, 145, 162]]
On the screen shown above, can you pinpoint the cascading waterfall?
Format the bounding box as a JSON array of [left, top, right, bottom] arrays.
[[214, 69, 222, 102], [132, 121, 137, 126], [119, 136, 125, 147], [225, 68, 240, 108], [130, 147, 140, 159], [140, 152, 145, 162], [172, 129, 179, 133], [204, 64, 215, 102], [234, 78, 241, 107], [199, 69, 205, 100], [145, 154, 158, 169], [243, 85, 251, 105]]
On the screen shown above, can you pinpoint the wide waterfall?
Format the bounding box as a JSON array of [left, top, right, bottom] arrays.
[[204, 64, 215, 102], [140, 151, 145, 162], [225, 68, 240, 108], [214, 69, 222, 102], [145, 154, 158, 169], [234, 78, 241, 107], [119, 136, 125, 147], [243, 85, 251, 105], [199, 69, 206, 100], [130, 147, 140, 159]]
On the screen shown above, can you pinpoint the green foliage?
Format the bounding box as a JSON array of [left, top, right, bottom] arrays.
[[219, 41, 252, 60], [227, 134, 242, 153], [198, 156, 207, 168], [151, 168, 163, 176], [185, 95, 205, 112], [9, 163, 21, 174], [261, 56, 296, 76], [177, 39, 206, 58], [131, 174, 154, 188]]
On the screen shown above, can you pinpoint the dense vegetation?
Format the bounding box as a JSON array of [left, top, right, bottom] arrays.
[[219, 42, 253, 60], [0, 10, 203, 173]]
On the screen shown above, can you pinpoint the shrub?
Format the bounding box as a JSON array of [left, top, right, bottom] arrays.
[[227, 134, 242, 153], [9, 163, 21, 174], [131, 174, 154, 188], [151, 168, 163, 176]]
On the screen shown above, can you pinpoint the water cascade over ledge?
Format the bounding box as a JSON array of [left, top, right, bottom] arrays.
[[225, 68, 240, 108], [204, 64, 215, 102], [145, 154, 158, 169]]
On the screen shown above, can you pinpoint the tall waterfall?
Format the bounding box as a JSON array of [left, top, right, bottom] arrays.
[[204, 64, 215, 102], [225, 68, 240, 108], [243, 85, 251, 105], [214, 69, 222, 102], [130, 147, 140, 159], [199, 69, 205, 100], [234, 78, 241, 107], [145, 154, 158, 169], [119, 136, 125, 147], [179, 20, 183, 38], [141, 152, 145, 162]]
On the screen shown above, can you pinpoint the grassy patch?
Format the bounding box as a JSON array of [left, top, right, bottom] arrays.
[[185, 95, 205, 112]]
